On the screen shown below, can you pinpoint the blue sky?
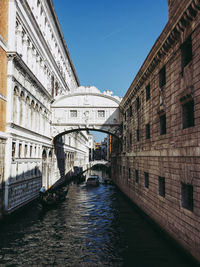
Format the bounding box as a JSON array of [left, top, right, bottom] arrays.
[[53, 0, 168, 141]]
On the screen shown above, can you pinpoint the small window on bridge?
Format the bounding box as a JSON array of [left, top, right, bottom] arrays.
[[70, 110, 77, 117], [98, 110, 105, 117]]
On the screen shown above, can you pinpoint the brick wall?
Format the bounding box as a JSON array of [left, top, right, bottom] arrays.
[[0, 0, 9, 42], [112, 0, 200, 262]]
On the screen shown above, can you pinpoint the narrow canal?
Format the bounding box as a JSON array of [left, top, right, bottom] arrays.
[[0, 171, 199, 267]]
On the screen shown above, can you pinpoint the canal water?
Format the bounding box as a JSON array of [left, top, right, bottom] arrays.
[[0, 171, 199, 267]]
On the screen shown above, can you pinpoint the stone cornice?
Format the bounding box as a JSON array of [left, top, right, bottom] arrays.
[[18, 0, 70, 91], [121, 0, 200, 109], [7, 51, 52, 101]]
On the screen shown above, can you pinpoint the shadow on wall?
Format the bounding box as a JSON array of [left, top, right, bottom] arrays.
[[2, 167, 42, 215]]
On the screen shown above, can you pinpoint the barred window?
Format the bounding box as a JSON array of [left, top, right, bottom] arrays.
[[98, 110, 105, 118], [181, 35, 192, 70], [129, 105, 133, 117], [130, 133, 132, 145], [128, 168, 131, 179], [146, 84, 150, 101], [158, 176, 165, 197], [136, 129, 140, 142], [146, 123, 150, 139], [144, 172, 149, 188], [135, 169, 139, 183], [159, 66, 166, 88], [181, 183, 193, 211], [182, 100, 194, 129], [70, 110, 77, 117], [136, 97, 140, 110], [160, 114, 166, 135]]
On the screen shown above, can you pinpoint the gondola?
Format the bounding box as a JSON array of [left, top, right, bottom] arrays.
[[38, 186, 69, 209]]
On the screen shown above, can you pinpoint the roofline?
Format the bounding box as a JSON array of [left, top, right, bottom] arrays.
[[47, 0, 80, 87]]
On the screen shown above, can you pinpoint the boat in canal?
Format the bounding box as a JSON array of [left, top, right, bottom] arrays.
[[38, 186, 69, 209], [86, 175, 100, 186]]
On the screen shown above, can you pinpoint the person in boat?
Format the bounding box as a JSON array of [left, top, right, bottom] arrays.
[[39, 186, 46, 200]]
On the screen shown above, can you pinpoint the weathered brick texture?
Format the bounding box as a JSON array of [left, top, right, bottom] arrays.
[[112, 0, 200, 262]]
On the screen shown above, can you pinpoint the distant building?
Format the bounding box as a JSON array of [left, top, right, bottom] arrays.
[[88, 133, 94, 161]]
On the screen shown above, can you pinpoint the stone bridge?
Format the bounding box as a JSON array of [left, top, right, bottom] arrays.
[[51, 86, 122, 140], [87, 160, 111, 168]]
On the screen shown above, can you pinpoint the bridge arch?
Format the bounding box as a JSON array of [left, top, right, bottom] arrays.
[[51, 86, 122, 140]]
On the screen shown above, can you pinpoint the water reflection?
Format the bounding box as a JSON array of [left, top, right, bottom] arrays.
[[0, 171, 198, 267]]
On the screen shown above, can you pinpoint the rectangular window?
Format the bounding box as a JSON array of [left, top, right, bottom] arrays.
[[135, 169, 139, 183], [182, 100, 194, 129], [128, 168, 131, 179], [98, 110, 105, 118], [158, 176, 165, 197], [124, 111, 127, 121], [159, 65, 166, 88], [129, 105, 132, 117], [181, 183, 193, 211], [120, 165, 122, 175], [123, 166, 125, 176], [130, 133, 132, 145], [25, 145, 28, 158], [181, 35, 192, 70], [70, 110, 77, 117], [30, 145, 33, 158], [146, 123, 150, 139], [136, 129, 140, 142], [136, 97, 140, 110], [146, 84, 150, 101], [18, 144, 22, 158], [160, 114, 166, 135], [144, 172, 149, 188], [12, 142, 16, 158]]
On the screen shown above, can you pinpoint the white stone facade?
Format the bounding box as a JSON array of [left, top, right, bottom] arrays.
[[3, 0, 90, 213], [51, 86, 122, 138]]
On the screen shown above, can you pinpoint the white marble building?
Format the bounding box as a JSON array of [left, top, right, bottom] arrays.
[[4, 0, 90, 213]]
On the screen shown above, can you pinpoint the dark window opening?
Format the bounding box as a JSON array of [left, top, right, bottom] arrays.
[[12, 142, 16, 158], [159, 176, 165, 197], [182, 100, 194, 129], [159, 66, 166, 88], [130, 133, 132, 145], [146, 123, 150, 139], [129, 105, 132, 117], [181, 183, 193, 211], [51, 76, 54, 97], [128, 168, 131, 179], [136, 97, 140, 110], [181, 35, 192, 70], [144, 172, 149, 188], [160, 114, 166, 135], [123, 166, 125, 176], [135, 169, 139, 183], [146, 84, 150, 101], [18, 144, 22, 158], [136, 129, 140, 142]]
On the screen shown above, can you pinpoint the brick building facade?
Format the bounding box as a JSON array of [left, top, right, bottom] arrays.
[[111, 0, 200, 262], [0, 0, 8, 219]]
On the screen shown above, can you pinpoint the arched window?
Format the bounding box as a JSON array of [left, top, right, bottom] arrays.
[[31, 100, 35, 129], [51, 76, 54, 97], [13, 87, 19, 123], [55, 81, 58, 96], [19, 91, 25, 126]]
